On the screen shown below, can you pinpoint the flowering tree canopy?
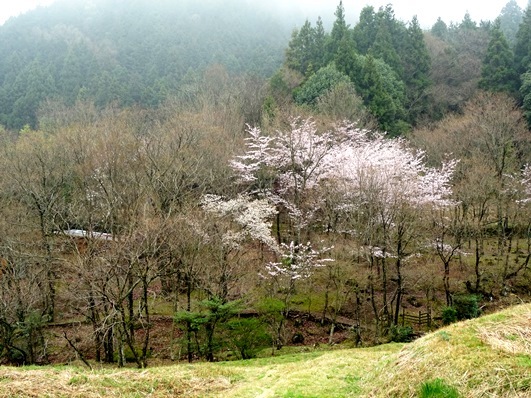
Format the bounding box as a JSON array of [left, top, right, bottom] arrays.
[[226, 118, 459, 301], [201, 194, 278, 250], [521, 164, 531, 202], [262, 241, 333, 281], [232, 118, 457, 217], [324, 129, 457, 209]]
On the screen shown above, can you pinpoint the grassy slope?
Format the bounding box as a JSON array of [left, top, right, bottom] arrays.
[[0, 304, 529, 398]]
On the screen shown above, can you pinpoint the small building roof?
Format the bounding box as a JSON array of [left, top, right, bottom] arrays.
[[60, 229, 114, 241]]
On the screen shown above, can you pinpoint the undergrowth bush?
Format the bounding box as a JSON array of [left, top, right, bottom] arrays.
[[453, 295, 480, 320], [226, 318, 271, 359], [442, 295, 480, 325], [441, 306, 458, 325], [389, 325, 415, 342]]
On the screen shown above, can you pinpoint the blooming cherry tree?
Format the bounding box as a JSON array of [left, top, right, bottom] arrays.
[[232, 119, 336, 240], [323, 131, 456, 325], [229, 117, 458, 327], [232, 120, 456, 232], [323, 129, 457, 210], [522, 164, 531, 201], [230, 126, 276, 185]]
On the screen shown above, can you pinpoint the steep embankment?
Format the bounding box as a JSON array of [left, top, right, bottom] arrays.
[[0, 304, 529, 397]]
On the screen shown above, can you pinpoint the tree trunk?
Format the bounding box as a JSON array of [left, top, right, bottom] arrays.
[[140, 279, 150, 368], [393, 256, 402, 326], [444, 261, 451, 306], [474, 237, 481, 292], [381, 256, 389, 326], [88, 290, 101, 362], [186, 276, 193, 363]]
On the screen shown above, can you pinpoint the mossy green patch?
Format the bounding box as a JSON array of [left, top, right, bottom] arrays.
[[518, 355, 531, 367]]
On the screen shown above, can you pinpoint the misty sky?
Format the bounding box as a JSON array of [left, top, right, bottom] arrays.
[[355, 0, 530, 26], [289, 0, 530, 28], [0, 0, 529, 28], [0, 0, 55, 25]]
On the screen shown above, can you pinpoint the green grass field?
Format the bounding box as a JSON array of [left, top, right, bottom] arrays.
[[0, 304, 529, 397]]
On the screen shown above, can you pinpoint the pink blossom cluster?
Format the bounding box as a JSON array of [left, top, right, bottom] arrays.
[[201, 194, 278, 249], [232, 118, 457, 210], [262, 241, 334, 281]]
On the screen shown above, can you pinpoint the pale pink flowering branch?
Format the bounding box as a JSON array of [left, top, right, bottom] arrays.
[[201, 194, 278, 250], [262, 241, 334, 281]]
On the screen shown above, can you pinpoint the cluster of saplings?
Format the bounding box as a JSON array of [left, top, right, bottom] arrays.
[[0, 1, 530, 368]]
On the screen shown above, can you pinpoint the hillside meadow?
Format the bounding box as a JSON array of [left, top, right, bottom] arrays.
[[0, 303, 528, 397]]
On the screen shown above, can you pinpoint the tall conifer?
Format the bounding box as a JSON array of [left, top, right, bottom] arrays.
[[480, 20, 518, 93], [403, 16, 432, 122], [514, 4, 531, 75], [327, 1, 349, 59]]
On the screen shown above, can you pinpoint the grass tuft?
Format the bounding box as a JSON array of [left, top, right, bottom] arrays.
[[419, 378, 460, 398]]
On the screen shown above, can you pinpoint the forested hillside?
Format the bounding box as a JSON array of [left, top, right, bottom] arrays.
[[0, 0, 530, 369], [280, 1, 531, 134], [0, 0, 291, 129], [2, 0, 530, 133]]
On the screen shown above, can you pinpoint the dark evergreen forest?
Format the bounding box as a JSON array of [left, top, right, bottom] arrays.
[[0, 0, 292, 129], [1, 0, 531, 133]]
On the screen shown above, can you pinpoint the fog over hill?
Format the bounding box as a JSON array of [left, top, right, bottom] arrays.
[[0, 0, 528, 130], [0, 0, 296, 129], [3, 0, 527, 30]]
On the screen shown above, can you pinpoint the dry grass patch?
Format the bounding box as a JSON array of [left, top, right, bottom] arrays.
[[0, 365, 235, 397], [478, 311, 531, 356], [363, 304, 531, 398]]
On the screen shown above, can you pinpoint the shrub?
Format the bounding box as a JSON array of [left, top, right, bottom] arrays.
[[453, 295, 480, 320], [174, 298, 241, 362], [441, 306, 458, 325], [256, 298, 286, 349], [294, 64, 352, 106], [389, 325, 415, 342], [226, 318, 271, 359]]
